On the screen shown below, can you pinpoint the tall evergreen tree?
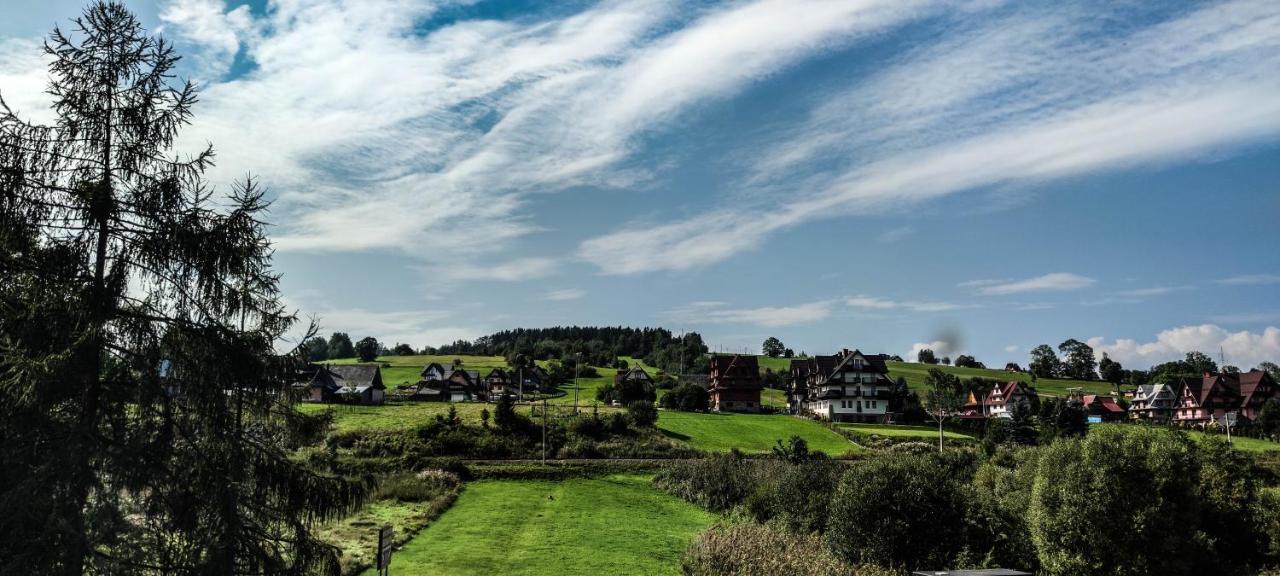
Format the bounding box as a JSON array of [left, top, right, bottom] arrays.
[[0, 3, 364, 573]]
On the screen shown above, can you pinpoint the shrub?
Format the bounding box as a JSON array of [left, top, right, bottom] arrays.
[[826, 453, 967, 570], [961, 450, 1039, 572], [569, 413, 608, 440], [655, 452, 756, 512], [373, 469, 460, 502], [771, 458, 843, 534], [1028, 426, 1200, 576], [1257, 488, 1280, 559], [683, 523, 897, 576], [627, 401, 658, 427], [1196, 436, 1267, 573], [659, 382, 710, 411]]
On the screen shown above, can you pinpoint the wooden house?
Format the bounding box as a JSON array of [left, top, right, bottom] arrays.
[[299, 364, 385, 404], [708, 355, 763, 413]]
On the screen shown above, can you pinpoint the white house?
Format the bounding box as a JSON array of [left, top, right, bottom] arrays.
[[788, 349, 893, 423]]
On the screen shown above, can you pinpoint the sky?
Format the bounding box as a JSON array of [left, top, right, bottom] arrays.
[[1, 0, 1278, 369]]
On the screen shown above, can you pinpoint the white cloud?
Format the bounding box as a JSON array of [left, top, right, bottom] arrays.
[[1116, 285, 1194, 297], [295, 307, 483, 349], [434, 258, 558, 282], [666, 300, 833, 327], [159, 0, 253, 79], [876, 225, 915, 244], [1004, 344, 1020, 353], [1088, 324, 1280, 370], [0, 38, 55, 124], [846, 294, 974, 313], [544, 288, 585, 301], [580, 0, 1280, 274], [971, 273, 1096, 296], [909, 340, 958, 360], [1217, 274, 1280, 286]]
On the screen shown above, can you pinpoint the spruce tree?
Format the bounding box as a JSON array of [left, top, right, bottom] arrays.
[[0, 2, 365, 573]]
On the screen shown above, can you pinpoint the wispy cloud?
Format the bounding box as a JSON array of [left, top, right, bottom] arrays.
[[876, 225, 915, 244], [434, 258, 559, 283], [580, 0, 1280, 274], [665, 300, 833, 327], [544, 288, 586, 301], [1089, 324, 1280, 370], [847, 294, 975, 313], [1210, 311, 1280, 325], [1116, 285, 1194, 297], [1217, 274, 1280, 286], [969, 273, 1096, 296]]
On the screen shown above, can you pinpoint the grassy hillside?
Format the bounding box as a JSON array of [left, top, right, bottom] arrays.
[[362, 475, 713, 576], [297, 401, 622, 433], [886, 361, 1114, 397], [838, 422, 974, 441], [657, 411, 858, 456]]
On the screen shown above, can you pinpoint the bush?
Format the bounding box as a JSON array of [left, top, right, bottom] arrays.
[[659, 382, 710, 412], [1028, 426, 1200, 576], [683, 523, 897, 576], [771, 458, 843, 534], [826, 453, 967, 570], [655, 452, 756, 512], [961, 450, 1039, 572], [627, 401, 658, 427], [1257, 488, 1280, 559], [1196, 436, 1267, 573], [373, 469, 461, 502]]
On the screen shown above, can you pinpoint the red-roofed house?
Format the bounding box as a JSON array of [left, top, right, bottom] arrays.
[[985, 381, 1035, 419], [1080, 394, 1127, 422], [1174, 370, 1279, 425], [709, 355, 763, 412]]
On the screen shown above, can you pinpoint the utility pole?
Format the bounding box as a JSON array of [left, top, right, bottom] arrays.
[[541, 396, 548, 465], [573, 353, 580, 415]]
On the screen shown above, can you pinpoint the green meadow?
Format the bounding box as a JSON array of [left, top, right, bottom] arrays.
[[360, 475, 713, 576], [886, 360, 1115, 397], [838, 422, 975, 440], [657, 410, 858, 456]]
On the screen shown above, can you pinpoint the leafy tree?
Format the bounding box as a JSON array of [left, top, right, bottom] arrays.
[[1196, 436, 1266, 573], [771, 435, 812, 464], [1184, 351, 1218, 375], [1057, 338, 1097, 380], [659, 382, 710, 412], [0, 3, 363, 571], [783, 348, 795, 358], [1258, 361, 1280, 380], [917, 348, 938, 364], [826, 453, 967, 570], [1028, 344, 1061, 379], [761, 337, 785, 358], [954, 354, 984, 368], [327, 332, 355, 359], [1038, 397, 1087, 441], [1221, 364, 1240, 374], [924, 369, 963, 452], [304, 336, 330, 362], [626, 400, 657, 427], [1256, 400, 1280, 440], [1099, 353, 1124, 385], [392, 342, 415, 356], [941, 356, 952, 366], [354, 337, 380, 362], [612, 358, 629, 370], [1029, 426, 1201, 576]]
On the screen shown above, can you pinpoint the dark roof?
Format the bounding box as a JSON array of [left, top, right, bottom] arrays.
[[709, 355, 762, 390], [616, 365, 653, 384], [312, 364, 384, 392], [421, 362, 447, 378]]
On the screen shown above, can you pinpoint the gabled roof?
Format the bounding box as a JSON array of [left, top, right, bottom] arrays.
[[709, 355, 762, 390], [485, 368, 510, 381], [312, 364, 384, 393], [421, 362, 447, 378], [616, 365, 652, 384], [820, 349, 889, 384], [1082, 394, 1125, 413]]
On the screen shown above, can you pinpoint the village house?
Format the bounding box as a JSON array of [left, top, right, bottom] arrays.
[[1174, 370, 1279, 425], [299, 364, 386, 404], [960, 380, 1037, 420], [709, 354, 763, 413], [615, 365, 654, 388], [485, 368, 515, 398], [788, 349, 893, 423], [1128, 383, 1177, 421], [1078, 394, 1126, 422]]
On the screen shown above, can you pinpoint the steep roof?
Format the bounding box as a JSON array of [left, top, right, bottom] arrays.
[[313, 364, 384, 393], [1082, 394, 1125, 413], [485, 368, 510, 381], [709, 354, 762, 390], [420, 362, 446, 378], [616, 365, 652, 384]]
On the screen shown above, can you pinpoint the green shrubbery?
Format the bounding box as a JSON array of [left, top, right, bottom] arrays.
[[668, 425, 1280, 576], [682, 522, 897, 576], [660, 382, 710, 411]]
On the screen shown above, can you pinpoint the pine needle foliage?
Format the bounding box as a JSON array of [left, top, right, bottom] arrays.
[[0, 3, 366, 574]]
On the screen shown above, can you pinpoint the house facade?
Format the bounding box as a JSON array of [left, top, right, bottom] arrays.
[[709, 355, 763, 412], [1128, 383, 1177, 421], [615, 365, 654, 388], [1174, 370, 1279, 425], [788, 349, 893, 423], [1079, 394, 1126, 422], [300, 364, 386, 404], [484, 368, 514, 399], [986, 381, 1035, 419]]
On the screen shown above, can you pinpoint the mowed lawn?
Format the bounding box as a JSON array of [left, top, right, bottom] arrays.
[[298, 401, 622, 433], [839, 423, 975, 440], [1182, 430, 1280, 453], [658, 411, 858, 456], [363, 475, 713, 576], [887, 361, 1114, 397]]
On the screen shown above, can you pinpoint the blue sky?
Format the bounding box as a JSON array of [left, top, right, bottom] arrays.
[[2, 0, 1278, 369]]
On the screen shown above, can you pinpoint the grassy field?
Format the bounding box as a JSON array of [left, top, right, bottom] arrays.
[[886, 360, 1114, 397], [363, 475, 713, 576], [1184, 430, 1280, 453], [298, 401, 621, 433], [657, 411, 858, 456], [838, 422, 974, 440], [321, 498, 441, 573]]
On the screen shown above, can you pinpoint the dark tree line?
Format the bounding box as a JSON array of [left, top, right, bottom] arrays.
[[0, 4, 363, 573], [436, 326, 710, 373]]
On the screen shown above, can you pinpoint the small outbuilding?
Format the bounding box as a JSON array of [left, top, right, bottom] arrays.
[[300, 364, 386, 404]]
